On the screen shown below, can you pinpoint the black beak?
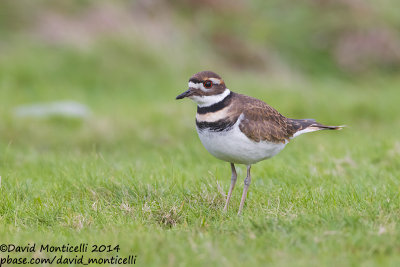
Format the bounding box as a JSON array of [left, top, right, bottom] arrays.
[[176, 89, 191, 100]]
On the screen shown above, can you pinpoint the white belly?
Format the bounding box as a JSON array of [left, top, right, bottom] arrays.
[[196, 120, 287, 165]]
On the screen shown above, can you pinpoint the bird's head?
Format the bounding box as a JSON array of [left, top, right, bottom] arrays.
[[176, 71, 230, 107]]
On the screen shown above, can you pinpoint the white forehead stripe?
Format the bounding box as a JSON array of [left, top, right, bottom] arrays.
[[188, 81, 202, 89], [188, 81, 209, 92], [190, 89, 231, 108]]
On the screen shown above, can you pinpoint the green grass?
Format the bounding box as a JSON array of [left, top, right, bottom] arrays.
[[1, 42, 400, 266]]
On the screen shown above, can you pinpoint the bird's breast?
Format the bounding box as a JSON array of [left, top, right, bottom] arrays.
[[196, 114, 287, 164]]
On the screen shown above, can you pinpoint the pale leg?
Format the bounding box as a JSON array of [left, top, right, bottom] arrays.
[[238, 165, 251, 215], [223, 163, 237, 212]]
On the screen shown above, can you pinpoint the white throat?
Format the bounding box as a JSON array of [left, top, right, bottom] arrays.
[[190, 89, 231, 107]]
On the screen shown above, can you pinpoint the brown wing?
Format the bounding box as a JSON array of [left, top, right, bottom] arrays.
[[233, 94, 309, 143]]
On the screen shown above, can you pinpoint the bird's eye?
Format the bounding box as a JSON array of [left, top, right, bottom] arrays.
[[203, 80, 213, 88]]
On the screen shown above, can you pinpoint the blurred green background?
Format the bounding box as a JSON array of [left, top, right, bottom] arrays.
[[1, 0, 400, 266], [1, 0, 399, 152]]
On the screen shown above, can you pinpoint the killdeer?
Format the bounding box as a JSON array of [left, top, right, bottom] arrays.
[[176, 71, 342, 214]]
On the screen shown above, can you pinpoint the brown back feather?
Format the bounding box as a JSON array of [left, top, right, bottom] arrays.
[[230, 93, 291, 143], [230, 93, 340, 143]]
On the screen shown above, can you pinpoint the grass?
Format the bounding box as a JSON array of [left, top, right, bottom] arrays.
[[0, 41, 400, 266]]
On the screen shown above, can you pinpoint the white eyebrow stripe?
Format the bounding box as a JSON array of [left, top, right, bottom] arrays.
[[209, 78, 221, 84]]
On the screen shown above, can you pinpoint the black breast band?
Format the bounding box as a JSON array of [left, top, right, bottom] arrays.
[[197, 92, 233, 114]]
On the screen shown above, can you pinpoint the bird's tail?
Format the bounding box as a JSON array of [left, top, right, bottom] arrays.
[[308, 123, 344, 131], [290, 119, 344, 138]]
